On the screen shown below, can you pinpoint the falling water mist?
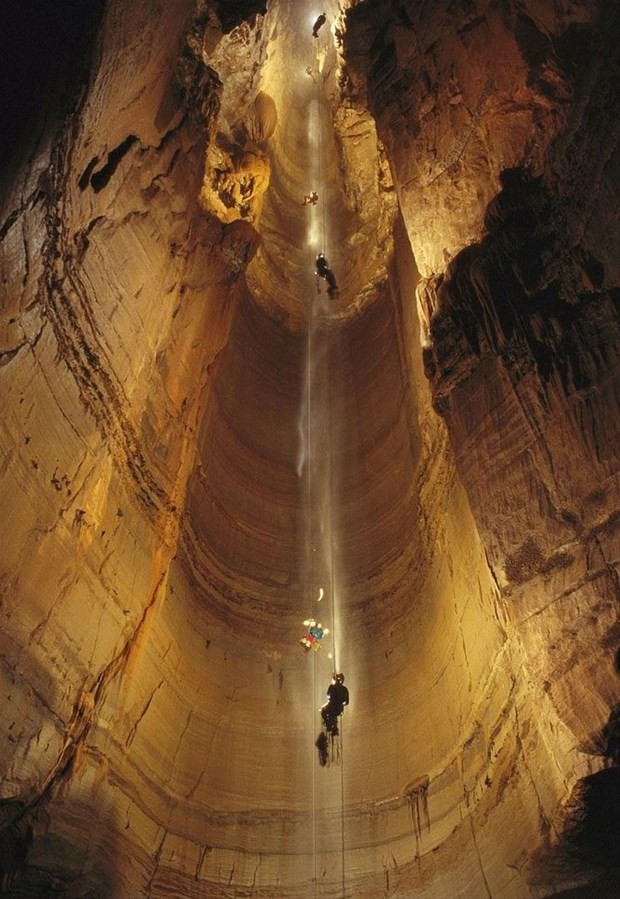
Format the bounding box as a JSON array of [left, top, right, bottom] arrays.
[[293, 38, 348, 893], [297, 289, 341, 672]]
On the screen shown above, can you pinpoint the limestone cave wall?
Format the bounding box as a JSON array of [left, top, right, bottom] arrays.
[[0, 0, 618, 897]]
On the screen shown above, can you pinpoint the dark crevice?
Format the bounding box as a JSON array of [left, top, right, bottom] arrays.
[[0, 189, 46, 242], [215, 0, 267, 32], [530, 767, 620, 898], [90, 135, 138, 192], [0, 0, 107, 174], [562, 768, 620, 874], [0, 342, 28, 366], [78, 155, 100, 191]]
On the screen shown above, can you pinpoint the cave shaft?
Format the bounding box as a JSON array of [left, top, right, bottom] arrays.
[[0, 0, 618, 896]]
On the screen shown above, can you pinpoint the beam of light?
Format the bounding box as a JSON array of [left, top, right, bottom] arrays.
[[297, 47, 345, 796], [305, 98, 320, 251], [307, 214, 320, 249], [308, 98, 319, 151]]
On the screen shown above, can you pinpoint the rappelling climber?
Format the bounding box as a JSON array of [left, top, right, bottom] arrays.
[[312, 12, 327, 37], [315, 253, 338, 297], [299, 618, 329, 652], [320, 672, 349, 736], [302, 190, 319, 206]]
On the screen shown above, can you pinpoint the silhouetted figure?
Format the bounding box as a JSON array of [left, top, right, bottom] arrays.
[[302, 190, 319, 205], [320, 673, 349, 736], [315, 253, 338, 296], [312, 12, 326, 37], [315, 731, 329, 766]]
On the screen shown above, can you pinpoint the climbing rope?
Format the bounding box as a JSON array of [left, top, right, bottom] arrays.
[[313, 61, 323, 894], [305, 20, 346, 898], [327, 252, 346, 899], [318, 25, 346, 899], [327, 303, 336, 671], [317, 63, 327, 261], [307, 303, 318, 899]]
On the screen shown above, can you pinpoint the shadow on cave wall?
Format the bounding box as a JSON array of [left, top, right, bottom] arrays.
[[544, 766, 620, 898], [0, 0, 107, 172], [530, 702, 620, 899], [0, 795, 121, 898], [423, 164, 616, 419]]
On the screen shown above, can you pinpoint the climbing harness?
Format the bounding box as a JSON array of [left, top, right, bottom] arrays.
[[299, 616, 329, 652]]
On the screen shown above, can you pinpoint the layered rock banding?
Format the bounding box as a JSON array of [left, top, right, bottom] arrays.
[[0, 0, 618, 897]]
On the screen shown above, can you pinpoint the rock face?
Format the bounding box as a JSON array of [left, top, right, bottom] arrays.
[[0, 0, 618, 897]]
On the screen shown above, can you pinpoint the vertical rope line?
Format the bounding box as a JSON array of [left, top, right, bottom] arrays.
[[321, 32, 345, 896], [307, 314, 317, 899], [328, 305, 345, 899], [317, 66, 323, 250], [320, 81, 326, 253], [340, 718, 346, 898], [316, 29, 345, 897], [328, 320, 336, 671], [314, 52, 323, 899], [317, 32, 335, 669], [308, 39, 323, 899]]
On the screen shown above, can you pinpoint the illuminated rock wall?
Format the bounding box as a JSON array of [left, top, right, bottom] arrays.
[[0, 0, 618, 896]]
